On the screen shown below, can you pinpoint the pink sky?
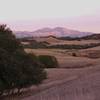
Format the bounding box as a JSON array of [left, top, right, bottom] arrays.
[[4, 15, 100, 33], [0, 0, 100, 32]]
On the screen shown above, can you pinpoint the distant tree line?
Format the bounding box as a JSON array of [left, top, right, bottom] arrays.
[[57, 34, 100, 40], [22, 40, 49, 49], [48, 43, 100, 49], [22, 39, 100, 50]]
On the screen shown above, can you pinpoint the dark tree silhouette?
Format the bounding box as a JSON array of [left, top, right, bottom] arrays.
[[0, 25, 47, 96]]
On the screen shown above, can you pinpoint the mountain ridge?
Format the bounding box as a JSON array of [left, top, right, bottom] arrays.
[[15, 27, 97, 38]]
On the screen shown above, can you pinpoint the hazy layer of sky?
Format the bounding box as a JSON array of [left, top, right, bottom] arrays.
[[0, 0, 100, 32]]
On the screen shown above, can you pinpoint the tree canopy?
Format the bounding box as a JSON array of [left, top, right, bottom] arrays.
[[0, 25, 46, 96]]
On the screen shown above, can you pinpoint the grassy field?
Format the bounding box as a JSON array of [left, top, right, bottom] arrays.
[[24, 47, 100, 85], [4, 39, 100, 100], [25, 48, 100, 68], [21, 65, 100, 100], [35, 37, 100, 45], [3, 46, 100, 100]]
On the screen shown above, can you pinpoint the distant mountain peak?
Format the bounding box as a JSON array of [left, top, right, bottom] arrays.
[[15, 27, 96, 38]]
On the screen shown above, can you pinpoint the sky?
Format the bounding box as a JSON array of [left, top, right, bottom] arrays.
[[0, 0, 100, 32]]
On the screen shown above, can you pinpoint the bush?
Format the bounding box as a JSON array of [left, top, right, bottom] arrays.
[[38, 55, 59, 68]]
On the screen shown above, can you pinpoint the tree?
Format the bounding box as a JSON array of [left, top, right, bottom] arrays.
[[0, 25, 22, 53], [0, 25, 47, 95]]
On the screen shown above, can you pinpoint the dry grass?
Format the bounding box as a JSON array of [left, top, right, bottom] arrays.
[[4, 46, 100, 99], [76, 46, 100, 58], [25, 48, 99, 68], [3, 39, 100, 100], [35, 37, 100, 45], [21, 65, 100, 100]]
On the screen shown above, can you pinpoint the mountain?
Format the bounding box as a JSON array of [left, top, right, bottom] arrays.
[[15, 27, 96, 38]]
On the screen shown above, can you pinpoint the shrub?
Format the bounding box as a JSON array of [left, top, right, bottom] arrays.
[[38, 55, 59, 68]]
